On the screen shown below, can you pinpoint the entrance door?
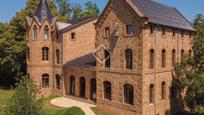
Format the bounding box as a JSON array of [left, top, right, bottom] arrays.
[[80, 77, 86, 98], [90, 78, 96, 101]]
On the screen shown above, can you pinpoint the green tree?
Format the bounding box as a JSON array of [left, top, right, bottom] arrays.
[[80, 1, 100, 17], [4, 76, 42, 115], [55, 0, 72, 21], [71, 4, 83, 19], [174, 14, 204, 114]]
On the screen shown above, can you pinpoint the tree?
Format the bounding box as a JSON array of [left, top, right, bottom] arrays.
[[80, 1, 100, 17], [3, 76, 42, 115], [71, 4, 83, 19], [174, 14, 204, 114], [55, 0, 72, 21]]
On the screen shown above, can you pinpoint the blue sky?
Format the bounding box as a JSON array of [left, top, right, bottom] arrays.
[[0, 0, 203, 23]]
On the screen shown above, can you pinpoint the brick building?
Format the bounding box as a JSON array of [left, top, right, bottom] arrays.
[[26, 0, 195, 115]]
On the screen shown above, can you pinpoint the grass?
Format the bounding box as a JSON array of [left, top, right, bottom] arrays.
[[91, 107, 115, 115], [0, 89, 15, 114]]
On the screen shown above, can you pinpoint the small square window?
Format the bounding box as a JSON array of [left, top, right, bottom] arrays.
[[71, 32, 76, 40], [105, 27, 110, 37], [126, 25, 133, 35]]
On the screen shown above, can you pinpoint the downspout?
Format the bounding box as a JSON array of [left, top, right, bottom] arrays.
[[154, 24, 159, 115]]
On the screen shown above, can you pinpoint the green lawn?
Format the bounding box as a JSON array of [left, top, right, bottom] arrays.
[[0, 89, 117, 115]]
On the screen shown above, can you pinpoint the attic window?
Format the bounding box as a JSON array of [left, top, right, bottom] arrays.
[[105, 27, 110, 37], [126, 25, 133, 35], [71, 32, 76, 40]]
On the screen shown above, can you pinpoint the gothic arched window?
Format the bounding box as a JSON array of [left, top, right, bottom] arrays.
[[162, 49, 166, 68], [103, 81, 111, 100], [56, 75, 60, 89], [44, 26, 49, 40], [124, 84, 134, 105], [33, 25, 38, 40], [42, 74, 49, 88], [172, 49, 176, 67], [161, 81, 166, 100], [125, 49, 133, 69], [42, 47, 49, 61], [149, 84, 155, 103], [56, 49, 60, 64], [150, 49, 155, 69]]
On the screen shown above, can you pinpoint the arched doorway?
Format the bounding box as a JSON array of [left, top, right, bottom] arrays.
[[70, 76, 75, 95], [80, 77, 86, 98], [90, 78, 96, 101]]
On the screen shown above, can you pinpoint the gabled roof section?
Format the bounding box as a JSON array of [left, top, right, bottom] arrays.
[[34, 0, 53, 23], [131, 0, 195, 31], [62, 16, 98, 32]]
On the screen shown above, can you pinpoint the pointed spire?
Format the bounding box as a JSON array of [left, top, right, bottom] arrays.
[[34, 0, 53, 23]]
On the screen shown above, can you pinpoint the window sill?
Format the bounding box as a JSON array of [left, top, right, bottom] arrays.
[[149, 103, 154, 106], [123, 102, 134, 106], [124, 34, 134, 37]]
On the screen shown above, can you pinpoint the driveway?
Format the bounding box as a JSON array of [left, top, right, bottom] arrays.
[[50, 97, 96, 115]]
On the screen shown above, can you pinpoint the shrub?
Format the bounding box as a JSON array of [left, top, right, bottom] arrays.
[[62, 107, 85, 115]]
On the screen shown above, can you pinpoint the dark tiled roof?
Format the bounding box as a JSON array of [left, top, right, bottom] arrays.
[[63, 53, 96, 70], [132, 0, 195, 31], [35, 0, 53, 23], [68, 16, 96, 25], [62, 16, 98, 32]]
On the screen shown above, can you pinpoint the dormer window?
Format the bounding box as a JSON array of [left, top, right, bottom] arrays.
[[71, 32, 76, 40], [44, 26, 49, 40], [33, 25, 38, 40], [126, 25, 133, 35], [105, 27, 110, 37]]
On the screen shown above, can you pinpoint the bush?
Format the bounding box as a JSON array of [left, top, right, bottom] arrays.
[[62, 107, 85, 115], [3, 76, 42, 115]]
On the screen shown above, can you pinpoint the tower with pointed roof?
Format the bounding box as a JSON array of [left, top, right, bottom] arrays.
[[26, 0, 63, 97]]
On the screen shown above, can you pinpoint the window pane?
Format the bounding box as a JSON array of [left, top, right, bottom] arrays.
[[127, 25, 133, 35], [44, 26, 49, 40]]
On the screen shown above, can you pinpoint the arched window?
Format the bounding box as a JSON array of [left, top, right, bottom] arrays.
[[42, 74, 49, 88], [27, 47, 30, 61], [56, 75, 60, 89], [161, 82, 166, 100], [105, 49, 110, 68], [181, 49, 185, 59], [44, 26, 49, 40], [33, 25, 38, 40], [103, 81, 111, 100], [162, 49, 166, 68], [172, 49, 176, 67], [149, 84, 154, 103], [56, 49, 60, 64], [125, 49, 133, 69], [124, 84, 134, 105], [90, 78, 96, 100], [189, 49, 192, 58], [150, 49, 155, 69], [42, 47, 49, 61], [80, 77, 86, 98], [70, 75, 75, 95]]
